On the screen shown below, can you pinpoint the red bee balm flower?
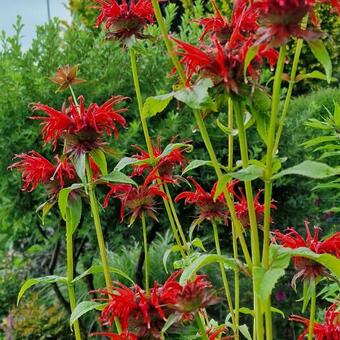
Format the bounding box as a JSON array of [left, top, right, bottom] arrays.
[[131, 140, 189, 185], [103, 182, 167, 225], [290, 303, 340, 340], [9, 151, 76, 195], [175, 177, 228, 227], [32, 96, 127, 152], [274, 221, 340, 284], [94, 0, 154, 42]]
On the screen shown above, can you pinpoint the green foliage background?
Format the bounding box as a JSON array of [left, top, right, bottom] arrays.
[[0, 2, 339, 339]]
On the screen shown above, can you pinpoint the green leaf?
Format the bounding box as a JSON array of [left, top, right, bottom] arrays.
[[159, 143, 193, 158], [179, 254, 236, 285], [18, 275, 67, 305], [114, 157, 139, 171], [239, 307, 254, 316], [191, 237, 207, 252], [36, 200, 56, 225], [142, 93, 174, 118], [239, 324, 252, 340], [72, 265, 134, 284], [272, 160, 338, 180], [334, 102, 340, 128], [302, 136, 338, 148], [68, 195, 82, 233], [295, 70, 335, 83], [228, 164, 264, 181], [73, 153, 86, 182], [213, 175, 230, 200], [216, 117, 235, 135], [308, 40, 332, 83], [244, 45, 259, 79], [90, 149, 108, 176], [101, 171, 137, 186], [174, 78, 216, 110], [250, 107, 268, 144], [70, 301, 106, 327], [270, 307, 285, 318], [58, 184, 84, 221], [182, 159, 213, 175]]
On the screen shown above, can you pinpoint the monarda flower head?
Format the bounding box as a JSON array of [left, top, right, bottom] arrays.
[[32, 95, 127, 153], [253, 0, 340, 46], [103, 181, 167, 225], [130, 139, 189, 185], [274, 221, 340, 286], [49, 64, 85, 92], [9, 151, 76, 196], [94, 0, 154, 44], [175, 177, 228, 227], [289, 303, 340, 340]]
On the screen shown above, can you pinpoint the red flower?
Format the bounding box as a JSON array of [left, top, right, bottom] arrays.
[[9, 151, 76, 194], [229, 181, 276, 228], [32, 96, 127, 152], [274, 221, 340, 284], [131, 140, 189, 185], [94, 0, 154, 42], [103, 182, 168, 225], [175, 177, 228, 226], [289, 303, 340, 340], [253, 0, 340, 46], [91, 332, 138, 340]]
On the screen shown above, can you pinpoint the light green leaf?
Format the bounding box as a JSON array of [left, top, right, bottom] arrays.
[[215, 117, 236, 136], [229, 164, 264, 181], [18, 275, 67, 305], [244, 45, 259, 79], [162, 245, 182, 274], [70, 301, 106, 327], [73, 153, 86, 182], [334, 102, 340, 128], [302, 136, 338, 148], [270, 307, 285, 318], [295, 70, 335, 83], [160, 143, 193, 158], [90, 149, 108, 176], [179, 254, 236, 285], [213, 175, 230, 200], [72, 265, 134, 284], [191, 237, 207, 252], [239, 307, 254, 316], [101, 171, 137, 186], [272, 160, 338, 180], [239, 324, 252, 340], [142, 93, 174, 118], [58, 184, 84, 221], [114, 157, 139, 171], [68, 195, 82, 233], [36, 200, 56, 225], [182, 159, 213, 175], [308, 40, 332, 83]]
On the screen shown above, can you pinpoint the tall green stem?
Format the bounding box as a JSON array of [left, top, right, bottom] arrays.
[[234, 102, 263, 340], [66, 209, 82, 340], [308, 285, 316, 340], [212, 221, 237, 338], [141, 213, 150, 295], [85, 156, 122, 334], [193, 110, 252, 269], [227, 98, 239, 339], [129, 47, 188, 254], [261, 46, 286, 340], [195, 314, 209, 340]]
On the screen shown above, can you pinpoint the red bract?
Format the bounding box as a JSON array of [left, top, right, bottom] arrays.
[[9, 151, 76, 194], [131, 140, 189, 185], [274, 221, 340, 284], [253, 0, 340, 46], [94, 0, 154, 42], [103, 182, 167, 225], [229, 181, 276, 228], [289, 303, 340, 340], [175, 177, 228, 226], [32, 95, 127, 152], [91, 332, 138, 340]]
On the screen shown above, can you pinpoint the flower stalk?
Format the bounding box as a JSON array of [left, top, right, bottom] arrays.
[[195, 313, 209, 340], [66, 208, 82, 340], [141, 213, 150, 295], [308, 284, 317, 340]]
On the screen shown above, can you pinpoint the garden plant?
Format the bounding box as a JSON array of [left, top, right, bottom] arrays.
[[5, 0, 340, 339]]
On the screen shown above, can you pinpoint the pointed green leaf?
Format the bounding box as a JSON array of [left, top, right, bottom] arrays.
[[229, 164, 264, 181], [68, 195, 82, 233], [114, 157, 139, 171], [18, 275, 67, 305], [70, 301, 106, 327], [159, 143, 193, 158], [295, 70, 335, 83], [142, 93, 174, 118], [302, 136, 337, 148], [213, 175, 230, 200], [334, 102, 340, 128], [182, 159, 213, 175], [90, 149, 108, 176], [307, 40, 332, 83], [73, 153, 86, 182], [101, 171, 137, 186], [58, 184, 84, 221], [272, 160, 338, 180], [244, 45, 259, 79]]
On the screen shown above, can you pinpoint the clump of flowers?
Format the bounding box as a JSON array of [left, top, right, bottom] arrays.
[[274, 221, 340, 285], [95, 271, 218, 338], [103, 181, 167, 225], [290, 303, 340, 339], [31, 95, 127, 153], [94, 0, 154, 44]]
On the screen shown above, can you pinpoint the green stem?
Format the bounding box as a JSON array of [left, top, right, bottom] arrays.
[[150, 0, 187, 85], [234, 101, 263, 340], [66, 209, 82, 340], [141, 213, 150, 295], [195, 313, 209, 340], [227, 98, 239, 339], [261, 46, 286, 340], [69, 85, 79, 107], [193, 110, 252, 269], [85, 156, 122, 334], [308, 285, 316, 340], [212, 221, 237, 338], [129, 47, 188, 254]]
